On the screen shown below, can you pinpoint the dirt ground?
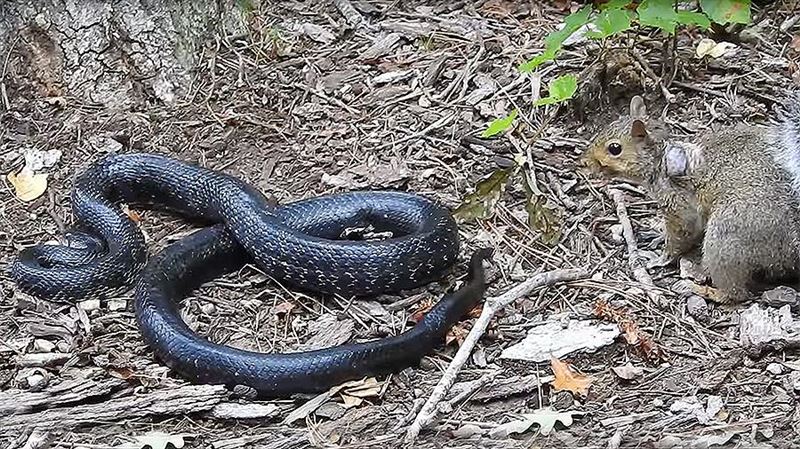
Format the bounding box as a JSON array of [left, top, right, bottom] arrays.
[[2, 1, 800, 448]]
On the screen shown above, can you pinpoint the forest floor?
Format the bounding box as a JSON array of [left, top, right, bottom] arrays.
[[2, 1, 800, 448]]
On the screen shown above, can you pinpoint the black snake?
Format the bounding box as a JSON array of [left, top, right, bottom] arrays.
[[10, 153, 491, 397]]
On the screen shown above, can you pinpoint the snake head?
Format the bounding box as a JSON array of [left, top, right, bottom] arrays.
[[467, 247, 494, 282]]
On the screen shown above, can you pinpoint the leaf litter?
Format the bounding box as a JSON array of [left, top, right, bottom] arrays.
[[2, 1, 799, 448]]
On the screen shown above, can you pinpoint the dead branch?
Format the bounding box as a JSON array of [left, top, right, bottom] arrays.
[[0, 376, 128, 416], [609, 188, 668, 306], [403, 266, 589, 444], [0, 382, 228, 432]]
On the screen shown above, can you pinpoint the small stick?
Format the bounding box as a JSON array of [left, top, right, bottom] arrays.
[[403, 266, 589, 443], [609, 188, 667, 305], [374, 113, 456, 151], [437, 371, 496, 414], [631, 51, 676, 104]]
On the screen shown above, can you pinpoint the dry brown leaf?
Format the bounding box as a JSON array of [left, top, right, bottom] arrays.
[[466, 303, 483, 319], [619, 320, 640, 345], [480, 0, 514, 17], [487, 408, 581, 438], [272, 301, 296, 316], [7, 171, 48, 202], [611, 362, 644, 380], [695, 38, 737, 59], [790, 35, 800, 53], [341, 394, 363, 408], [692, 284, 724, 303], [550, 357, 593, 396], [593, 298, 664, 362], [108, 367, 135, 380], [341, 377, 381, 398], [44, 96, 67, 107], [409, 298, 435, 323], [445, 322, 470, 347], [554, 0, 572, 11], [121, 204, 142, 223], [339, 377, 381, 408]]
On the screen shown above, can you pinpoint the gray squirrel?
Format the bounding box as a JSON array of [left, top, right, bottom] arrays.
[[582, 91, 800, 303]]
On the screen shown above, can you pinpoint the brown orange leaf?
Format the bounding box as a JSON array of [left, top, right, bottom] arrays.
[[409, 298, 435, 323], [550, 357, 593, 396], [791, 35, 800, 53], [619, 320, 640, 345], [445, 323, 470, 346], [273, 301, 296, 316], [593, 298, 664, 362], [108, 367, 135, 379], [466, 303, 483, 319], [121, 204, 142, 223], [637, 336, 663, 361]]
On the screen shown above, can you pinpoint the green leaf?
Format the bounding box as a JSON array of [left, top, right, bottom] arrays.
[[637, 0, 713, 33], [534, 74, 578, 107], [700, 0, 751, 25], [676, 10, 712, 29], [518, 48, 557, 73], [481, 110, 518, 138], [518, 5, 592, 73], [453, 168, 513, 222], [636, 0, 679, 34], [588, 7, 632, 39]]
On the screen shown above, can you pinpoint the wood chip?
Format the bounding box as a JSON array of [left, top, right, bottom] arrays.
[[207, 402, 281, 420], [470, 374, 555, 402], [14, 352, 73, 368], [297, 314, 354, 352], [739, 304, 800, 356], [360, 33, 402, 61]]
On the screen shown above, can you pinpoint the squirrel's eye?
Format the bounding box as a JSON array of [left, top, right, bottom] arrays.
[[606, 142, 623, 156]]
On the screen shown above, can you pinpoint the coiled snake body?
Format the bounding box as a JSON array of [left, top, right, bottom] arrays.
[[10, 153, 490, 397]]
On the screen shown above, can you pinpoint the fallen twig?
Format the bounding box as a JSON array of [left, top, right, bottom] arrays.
[[630, 51, 676, 104], [609, 188, 668, 306], [374, 113, 456, 151], [0, 376, 127, 416], [0, 383, 228, 432], [403, 266, 589, 443]]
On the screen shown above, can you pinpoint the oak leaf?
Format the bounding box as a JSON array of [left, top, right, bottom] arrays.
[[550, 357, 593, 396]]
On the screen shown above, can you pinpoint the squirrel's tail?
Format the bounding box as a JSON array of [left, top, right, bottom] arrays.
[[771, 90, 800, 196]]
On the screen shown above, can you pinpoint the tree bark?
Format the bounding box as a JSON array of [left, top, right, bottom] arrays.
[[0, 0, 251, 110]]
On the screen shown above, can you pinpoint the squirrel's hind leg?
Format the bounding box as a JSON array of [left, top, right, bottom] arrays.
[[701, 216, 757, 304], [702, 207, 800, 304]]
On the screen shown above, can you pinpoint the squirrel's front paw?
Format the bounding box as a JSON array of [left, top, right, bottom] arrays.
[[693, 284, 747, 304], [692, 285, 726, 303]]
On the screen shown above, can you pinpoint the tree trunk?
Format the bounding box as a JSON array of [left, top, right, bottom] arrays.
[[0, 0, 251, 110]]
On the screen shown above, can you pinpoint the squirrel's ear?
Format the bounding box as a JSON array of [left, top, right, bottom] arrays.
[[630, 95, 647, 118], [631, 119, 648, 140]]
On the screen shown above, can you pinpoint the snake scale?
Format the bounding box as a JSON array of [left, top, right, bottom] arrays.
[[10, 153, 491, 397]]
